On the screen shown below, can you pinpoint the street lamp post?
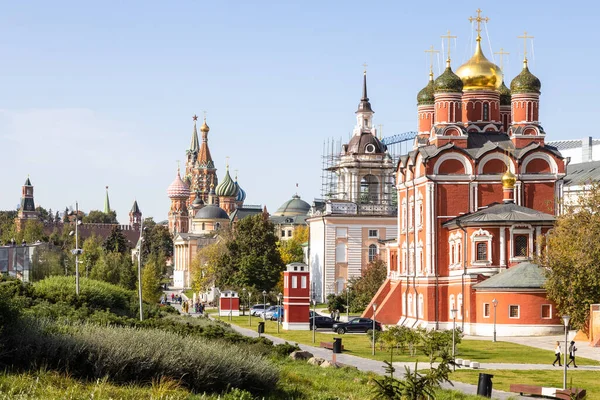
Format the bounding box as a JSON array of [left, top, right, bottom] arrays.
[[262, 290, 267, 321], [277, 292, 282, 333], [248, 291, 252, 326], [229, 294, 232, 321], [346, 286, 350, 321], [372, 303, 377, 356], [451, 308, 458, 371], [74, 202, 81, 295], [492, 298, 498, 343], [312, 298, 316, 344], [242, 288, 246, 317], [562, 315, 570, 390], [137, 220, 144, 321]]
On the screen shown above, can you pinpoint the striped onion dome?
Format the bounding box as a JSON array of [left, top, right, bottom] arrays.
[[235, 179, 246, 202], [215, 167, 238, 197], [167, 169, 190, 198]]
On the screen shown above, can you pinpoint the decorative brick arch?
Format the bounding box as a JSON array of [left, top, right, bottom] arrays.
[[521, 153, 558, 174], [477, 153, 516, 175], [434, 153, 473, 175]]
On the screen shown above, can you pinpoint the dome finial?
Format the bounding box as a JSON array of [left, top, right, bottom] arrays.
[[225, 156, 230, 170], [518, 31, 534, 63], [441, 30, 457, 64], [361, 62, 368, 100], [425, 45, 439, 77], [468, 8, 489, 42], [200, 111, 210, 133]]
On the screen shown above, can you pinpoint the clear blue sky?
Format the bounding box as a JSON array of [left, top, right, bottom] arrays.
[[1, 1, 597, 222]]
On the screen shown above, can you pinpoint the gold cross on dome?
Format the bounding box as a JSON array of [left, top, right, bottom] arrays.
[[424, 45, 439, 74], [518, 31, 534, 61], [440, 30, 457, 62], [468, 8, 489, 40], [362, 62, 368, 73], [494, 48, 509, 70]]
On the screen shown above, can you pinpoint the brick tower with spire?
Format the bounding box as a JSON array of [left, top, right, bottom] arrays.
[[129, 200, 142, 230], [15, 176, 38, 232]]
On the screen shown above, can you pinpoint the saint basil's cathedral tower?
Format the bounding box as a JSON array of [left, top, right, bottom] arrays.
[[365, 10, 566, 336]]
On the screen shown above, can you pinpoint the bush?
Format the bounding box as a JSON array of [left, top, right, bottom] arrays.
[[4, 320, 279, 395], [272, 342, 301, 358]]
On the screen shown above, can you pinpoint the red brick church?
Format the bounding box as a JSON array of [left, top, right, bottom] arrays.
[[364, 11, 566, 336]]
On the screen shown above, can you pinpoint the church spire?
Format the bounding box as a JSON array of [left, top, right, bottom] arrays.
[[356, 65, 374, 114], [190, 114, 200, 153], [104, 186, 111, 213]]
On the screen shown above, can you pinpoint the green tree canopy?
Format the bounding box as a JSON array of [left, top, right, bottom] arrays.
[[103, 226, 129, 254], [346, 259, 387, 312], [83, 210, 118, 224], [141, 218, 173, 260], [540, 183, 600, 330], [278, 225, 308, 265]]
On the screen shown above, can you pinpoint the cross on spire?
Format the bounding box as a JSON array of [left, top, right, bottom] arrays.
[[469, 8, 489, 40], [225, 156, 230, 169], [440, 30, 457, 63], [362, 62, 368, 73], [176, 160, 180, 174], [494, 48, 510, 70], [424, 45, 439, 75], [517, 31, 534, 62], [203, 110, 207, 121]]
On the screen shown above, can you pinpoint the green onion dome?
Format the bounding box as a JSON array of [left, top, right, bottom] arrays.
[[434, 61, 463, 93], [215, 168, 238, 197], [510, 60, 541, 94], [498, 80, 511, 105], [417, 73, 435, 105]]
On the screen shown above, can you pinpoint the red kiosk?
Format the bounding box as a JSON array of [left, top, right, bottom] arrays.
[[219, 290, 240, 317], [283, 262, 310, 330]]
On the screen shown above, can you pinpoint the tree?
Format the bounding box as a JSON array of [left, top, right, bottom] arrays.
[[81, 235, 104, 277], [91, 251, 122, 285], [62, 207, 70, 223], [35, 206, 50, 223], [540, 183, 600, 330], [103, 226, 129, 254], [218, 215, 284, 291], [22, 220, 45, 244], [83, 210, 118, 224], [278, 225, 308, 265], [191, 237, 229, 294], [347, 259, 388, 312], [54, 211, 60, 223], [142, 221, 173, 261], [141, 254, 163, 303]]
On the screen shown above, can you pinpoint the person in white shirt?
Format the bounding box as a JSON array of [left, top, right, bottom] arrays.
[[552, 341, 562, 366]]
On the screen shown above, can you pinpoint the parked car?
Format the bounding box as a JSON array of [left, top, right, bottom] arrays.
[[271, 306, 284, 321], [250, 304, 269, 316], [261, 305, 281, 320], [310, 315, 335, 330], [332, 317, 382, 334]]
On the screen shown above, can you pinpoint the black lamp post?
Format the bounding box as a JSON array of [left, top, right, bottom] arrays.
[[372, 303, 377, 356], [492, 298, 498, 342], [262, 290, 267, 321], [242, 288, 246, 316], [451, 308, 457, 371], [277, 292, 282, 333], [562, 315, 570, 390], [248, 291, 252, 326]]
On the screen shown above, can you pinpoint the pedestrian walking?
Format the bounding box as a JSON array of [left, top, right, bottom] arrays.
[[330, 309, 335, 319], [552, 341, 562, 366], [567, 341, 578, 368], [171, 293, 174, 301], [334, 309, 340, 322]]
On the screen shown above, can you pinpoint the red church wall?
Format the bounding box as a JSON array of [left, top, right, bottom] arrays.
[[474, 291, 560, 326], [437, 159, 465, 174], [524, 158, 551, 174], [478, 183, 503, 208], [481, 159, 506, 174], [523, 182, 555, 214]]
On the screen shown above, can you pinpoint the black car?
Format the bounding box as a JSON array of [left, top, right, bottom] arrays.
[[310, 315, 335, 330], [332, 317, 382, 334]]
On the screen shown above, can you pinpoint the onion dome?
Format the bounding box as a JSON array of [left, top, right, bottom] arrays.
[[417, 73, 435, 105], [502, 169, 517, 189], [274, 194, 311, 216], [346, 133, 387, 154], [167, 169, 190, 198], [215, 167, 238, 197], [498, 80, 511, 105], [192, 192, 204, 206], [456, 38, 502, 91], [200, 118, 210, 133], [434, 61, 463, 93], [510, 60, 541, 94], [194, 204, 229, 220], [235, 178, 246, 202]]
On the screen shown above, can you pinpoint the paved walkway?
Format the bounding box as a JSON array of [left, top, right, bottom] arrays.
[[165, 289, 523, 399]]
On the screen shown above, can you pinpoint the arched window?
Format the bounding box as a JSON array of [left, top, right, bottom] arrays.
[[201, 222, 205, 231], [215, 222, 221, 230], [368, 244, 378, 262]]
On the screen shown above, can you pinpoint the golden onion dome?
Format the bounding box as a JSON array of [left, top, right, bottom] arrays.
[[456, 39, 503, 91], [200, 119, 210, 133], [501, 169, 517, 189]]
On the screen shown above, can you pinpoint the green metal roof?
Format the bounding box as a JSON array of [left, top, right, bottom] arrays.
[[473, 262, 546, 290]]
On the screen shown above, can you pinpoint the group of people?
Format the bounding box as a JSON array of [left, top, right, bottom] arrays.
[[163, 293, 206, 315], [330, 309, 341, 322], [553, 340, 578, 368]]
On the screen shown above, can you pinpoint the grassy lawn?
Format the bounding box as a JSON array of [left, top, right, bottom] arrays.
[[452, 369, 598, 400], [221, 315, 600, 366]]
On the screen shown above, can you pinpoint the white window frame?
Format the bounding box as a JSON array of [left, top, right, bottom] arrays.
[[335, 242, 347, 263], [368, 229, 378, 238], [449, 294, 455, 318], [368, 244, 378, 262], [483, 303, 490, 318], [457, 294, 463, 320], [291, 276, 298, 289], [509, 225, 534, 262], [407, 294, 413, 317], [301, 276, 307, 289], [401, 199, 407, 233], [448, 231, 463, 269], [471, 228, 493, 265], [418, 294, 424, 318], [541, 304, 552, 319], [509, 304, 520, 319]]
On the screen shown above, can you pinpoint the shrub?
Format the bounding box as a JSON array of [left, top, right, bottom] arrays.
[[4, 320, 279, 395], [272, 342, 301, 358]]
